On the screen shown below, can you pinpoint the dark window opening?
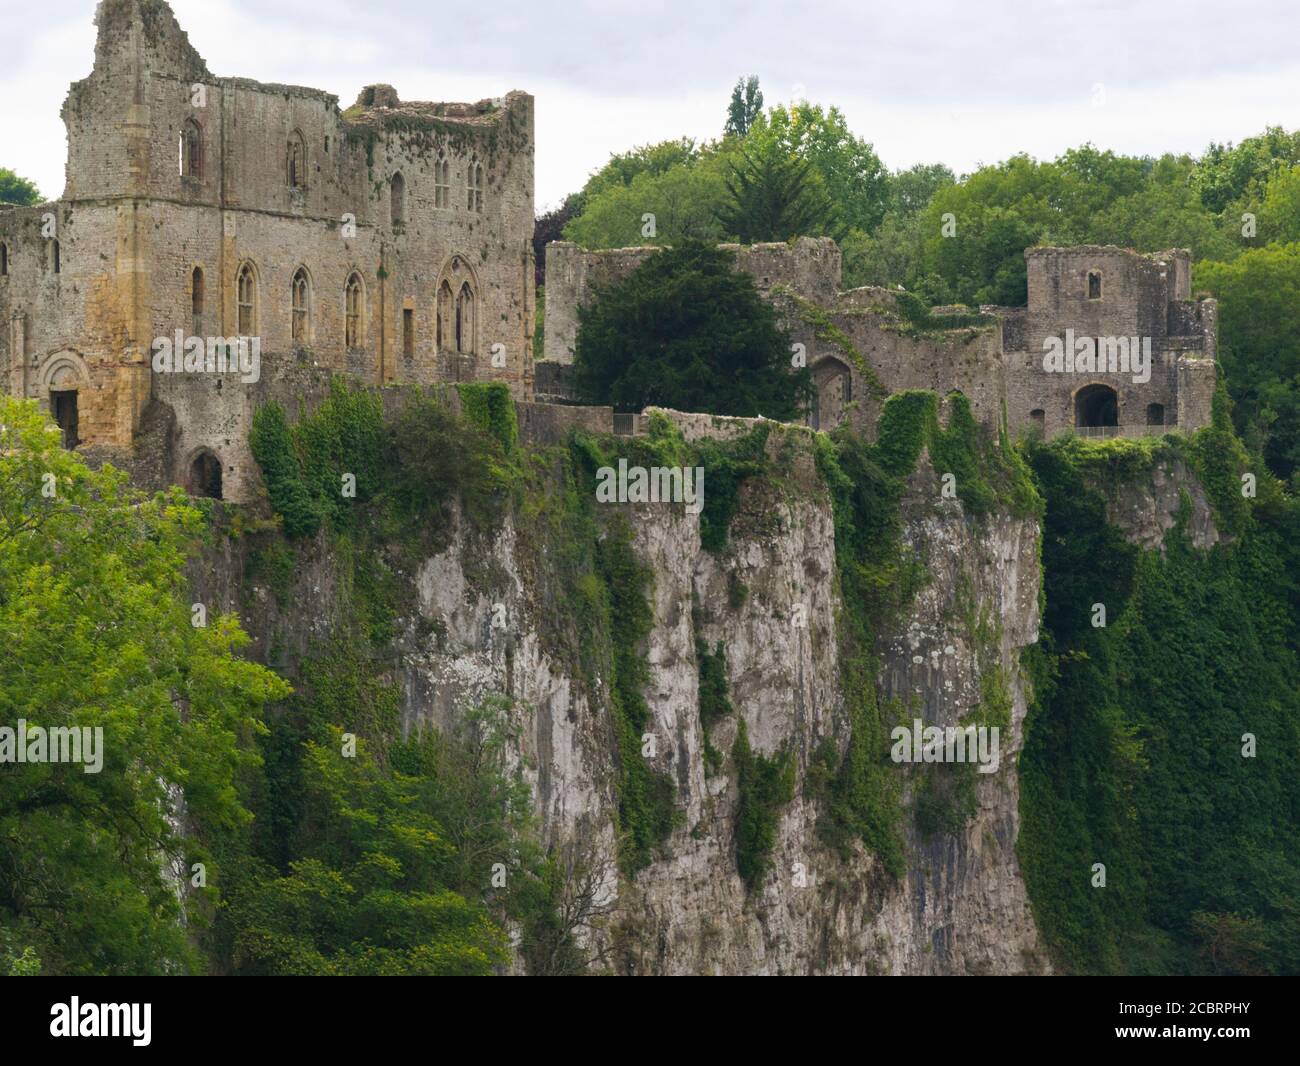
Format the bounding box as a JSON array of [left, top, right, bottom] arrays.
[[180, 120, 203, 179], [287, 133, 307, 190], [345, 274, 363, 349], [455, 282, 474, 353], [403, 308, 414, 357], [292, 268, 310, 343], [192, 267, 204, 335], [437, 280, 452, 350], [1146, 402, 1165, 426], [189, 451, 223, 500], [51, 390, 78, 449], [1087, 270, 1102, 300], [50, 240, 60, 275], [390, 172, 405, 227], [1, 242, 8, 276], [1075, 384, 1119, 429]]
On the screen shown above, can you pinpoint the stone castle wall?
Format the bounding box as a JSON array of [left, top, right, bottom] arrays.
[[543, 238, 1218, 442], [1, 0, 535, 501]]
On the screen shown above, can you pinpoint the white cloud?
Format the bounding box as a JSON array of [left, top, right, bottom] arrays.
[[2, 0, 1300, 209]]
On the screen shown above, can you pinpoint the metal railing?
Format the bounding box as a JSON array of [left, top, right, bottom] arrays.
[[1064, 423, 1175, 439]]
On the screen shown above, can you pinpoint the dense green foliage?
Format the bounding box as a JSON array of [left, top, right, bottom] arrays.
[[724, 75, 763, 138], [0, 167, 40, 206], [231, 383, 595, 974], [573, 241, 811, 418], [715, 137, 835, 243], [733, 720, 795, 891], [1018, 434, 1300, 974], [1195, 246, 1300, 483], [0, 397, 288, 975], [808, 390, 1039, 874], [250, 381, 508, 541], [594, 518, 678, 874]]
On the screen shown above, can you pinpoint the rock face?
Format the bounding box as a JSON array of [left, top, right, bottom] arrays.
[[363, 418, 1050, 975]]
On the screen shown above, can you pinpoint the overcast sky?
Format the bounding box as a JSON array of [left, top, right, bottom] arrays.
[[2, 0, 1299, 210]]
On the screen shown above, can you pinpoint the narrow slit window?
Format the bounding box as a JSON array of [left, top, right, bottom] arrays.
[[191, 267, 204, 334]]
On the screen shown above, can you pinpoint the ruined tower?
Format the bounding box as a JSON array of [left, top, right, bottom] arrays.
[[0, 0, 536, 500]]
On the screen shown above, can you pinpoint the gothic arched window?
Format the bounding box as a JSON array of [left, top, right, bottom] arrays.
[[191, 266, 205, 335], [467, 158, 483, 213], [345, 272, 364, 349], [237, 262, 257, 335], [435, 157, 450, 208], [287, 131, 307, 189], [180, 119, 203, 179], [291, 268, 311, 344], [390, 172, 405, 227], [455, 281, 474, 353]]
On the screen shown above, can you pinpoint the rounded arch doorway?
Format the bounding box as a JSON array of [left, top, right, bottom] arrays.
[[187, 449, 223, 500], [1074, 383, 1119, 431]]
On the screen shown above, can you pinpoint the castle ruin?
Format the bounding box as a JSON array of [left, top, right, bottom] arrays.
[[542, 239, 1218, 440], [0, 0, 1218, 507], [0, 0, 535, 501]]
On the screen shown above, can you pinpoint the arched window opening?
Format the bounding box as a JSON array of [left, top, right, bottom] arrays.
[[1146, 402, 1165, 427], [189, 450, 223, 500], [437, 280, 453, 351], [467, 158, 483, 213], [291, 268, 310, 344], [345, 273, 364, 349], [1075, 384, 1119, 430], [1087, 270, 1102, 300], [455, 282, 474, 353], [287, 131, 307, 189], [191, 267, 205, 335], [810, 358, 853, 431], [1, 242, 8, 276], [435, 157, 450, 208], [180, 119, 203, 179], [390, 172, 405, 227], [237, 263, 257, 335]]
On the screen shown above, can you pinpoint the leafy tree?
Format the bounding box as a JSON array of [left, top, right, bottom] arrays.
[[1250, 163, 1300, 246], [715, 137, 835, 243], [0, 168, 40, 206], [534, 193, 581, 286], [1196, 244, 1300, 481], [753, 103, 889, 234], [224, 724, 513, 975], [1192, 126, 1300, 214], [577, 137, 701, 206], [887, 162, 955, 217], [724, 75, 763, 137], [572, 240, 810, 418], [0, 395, 288, 975], [564, 145, 734, 249]]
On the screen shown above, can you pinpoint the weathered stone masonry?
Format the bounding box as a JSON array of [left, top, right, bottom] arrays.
[[543, 239, 1218, 440], [0, 0, 535, 501]]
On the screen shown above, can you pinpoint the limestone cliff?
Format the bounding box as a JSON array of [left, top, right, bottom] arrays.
[[207, 404, 1053, 975]]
